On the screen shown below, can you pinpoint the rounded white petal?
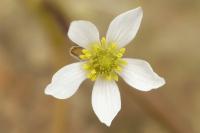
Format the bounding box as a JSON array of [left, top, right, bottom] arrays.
[[119, 58, 165, 91], [106, 7, 143, 48], [92, 79, 121, 126], [68, 20, 100, 48], [45, 62, 86, 99]]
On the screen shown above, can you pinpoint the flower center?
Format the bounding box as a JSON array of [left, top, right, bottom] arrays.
[[80, 37, 127, 81]]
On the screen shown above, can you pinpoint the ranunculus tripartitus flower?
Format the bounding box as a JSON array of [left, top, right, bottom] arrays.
[[45, 7, 165, 126]]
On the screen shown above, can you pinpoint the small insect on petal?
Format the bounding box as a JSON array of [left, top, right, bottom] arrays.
[[69, 46, 84, 60]]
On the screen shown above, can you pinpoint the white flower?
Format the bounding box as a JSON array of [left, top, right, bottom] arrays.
[[44, 7, 165, 126]]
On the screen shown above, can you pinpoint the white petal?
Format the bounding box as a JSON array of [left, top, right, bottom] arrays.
[[119, 58, 165, 91], [68, 20, 100, 48], [45, 62, 86, 99], [92, 79, 121, 126], [106, 7, 143, 48]]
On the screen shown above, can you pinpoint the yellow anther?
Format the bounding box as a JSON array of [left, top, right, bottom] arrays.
[[87, 73, 92, 78], [92, 44, 100, 52], [117, 53, 123, 58], [106, 75, 112, 80], [83, 64, 90, 70], [91, 75, 97, 81], [85, 53, 91, 58], [120, 59, 127, 65], [87, 72, 96, 81], [101, 37, 106, 45], [119, 48, 126, 54], [111, 43, 117, 49], [80, 55, 89, 59], [79, 55, 86, 59], [115, 66, 122, 72], [82, 49, 89, 54], [91, 69, 96, 74], [112, 73, 118, 81]]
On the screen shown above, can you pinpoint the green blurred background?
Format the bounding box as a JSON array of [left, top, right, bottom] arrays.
[[0, 0, 199, 133]]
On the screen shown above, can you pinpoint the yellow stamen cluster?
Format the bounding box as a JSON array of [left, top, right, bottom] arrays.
[[80, 37, 127, 81]]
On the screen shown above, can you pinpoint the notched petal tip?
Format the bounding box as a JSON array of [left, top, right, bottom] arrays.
[[44, 84, 51, 95], [102, 107, 121, 127], [119, 58, 165, 91], [102, 120, 112, 127], [97, 103, 121, 127], [135, 6, 143, 13], [155, 76, 166, 88], [44, 83, 68, 99], [92, 79, 121, 127], [142, 76, 166, 92], [44, 62, 87, 100]]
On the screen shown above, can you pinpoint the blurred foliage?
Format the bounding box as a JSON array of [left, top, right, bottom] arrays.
[[0, 0, 200, 133]]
